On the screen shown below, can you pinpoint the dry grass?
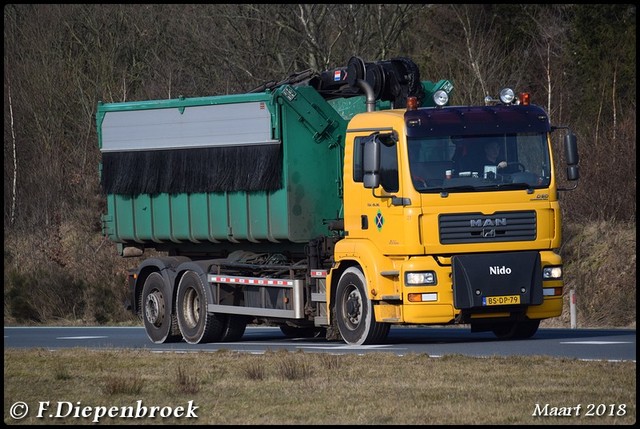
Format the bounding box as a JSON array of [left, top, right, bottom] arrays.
[[558, 221, 636, 328], [3, 348, 636, 425]]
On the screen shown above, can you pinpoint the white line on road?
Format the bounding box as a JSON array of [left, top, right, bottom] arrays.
[[57, 336, 109, 340], [560, 341, 632, 345]]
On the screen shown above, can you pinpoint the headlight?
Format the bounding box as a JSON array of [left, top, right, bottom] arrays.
[[433, 90, 449, 106], [499, 88, 515, 104], [405, 271, 437, 286], [543, 266, 562, 279]]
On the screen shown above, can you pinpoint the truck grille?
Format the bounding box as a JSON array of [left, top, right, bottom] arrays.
[[439, 211, 536, 244]]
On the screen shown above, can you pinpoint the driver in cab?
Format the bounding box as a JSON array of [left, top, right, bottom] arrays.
[[459, 140, 507, 178]]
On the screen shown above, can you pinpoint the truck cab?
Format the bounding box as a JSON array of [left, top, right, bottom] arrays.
[[328, 88, 579, 345]]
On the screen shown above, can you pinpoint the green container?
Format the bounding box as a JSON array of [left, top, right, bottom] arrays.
[[97, 86, 347, 248]]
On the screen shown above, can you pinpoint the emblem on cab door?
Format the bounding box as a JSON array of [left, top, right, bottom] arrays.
[[375, 210, 384, 232]]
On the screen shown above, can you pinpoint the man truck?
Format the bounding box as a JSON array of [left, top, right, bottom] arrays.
[[97, 56, 579, 346]]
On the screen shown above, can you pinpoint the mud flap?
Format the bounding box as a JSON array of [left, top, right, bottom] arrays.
[[452, 251, 542, 309]]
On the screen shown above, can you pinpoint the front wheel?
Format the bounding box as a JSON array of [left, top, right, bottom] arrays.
[[176, 270, 226, 344], [335, 267, 389, 345]]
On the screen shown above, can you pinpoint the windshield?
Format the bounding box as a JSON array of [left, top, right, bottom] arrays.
[[407, 133, 551, 192]]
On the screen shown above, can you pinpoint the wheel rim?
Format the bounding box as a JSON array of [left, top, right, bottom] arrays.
[[182, 287, 200, 329], [343, 285, 362, 330], [145, 290, 165, 327]]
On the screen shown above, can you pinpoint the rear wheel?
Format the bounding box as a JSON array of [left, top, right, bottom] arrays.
[[176, 270, 226, 344], [141, 272, 181, 343], [492, 320, 540, 340], [280, 324, 326, 339], [335, 267, 389, 345], [221, 315, 249, 342]]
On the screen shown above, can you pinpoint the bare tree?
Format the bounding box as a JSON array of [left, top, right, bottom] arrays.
[[7, 73, 17, 225], [4, 9, 18, 226], [525, 5, 571, 122]]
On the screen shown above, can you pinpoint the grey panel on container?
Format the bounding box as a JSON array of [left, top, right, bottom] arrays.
[[101, 102, 278, 152]]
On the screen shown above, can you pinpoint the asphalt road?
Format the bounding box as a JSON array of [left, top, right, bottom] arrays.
[[3, 325, 636, 361]]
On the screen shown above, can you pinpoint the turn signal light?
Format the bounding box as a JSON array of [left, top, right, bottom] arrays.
[[408, 292, 438, 302]]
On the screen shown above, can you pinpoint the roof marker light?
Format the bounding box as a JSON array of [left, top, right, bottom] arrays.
[[407, 96, 418, 110]]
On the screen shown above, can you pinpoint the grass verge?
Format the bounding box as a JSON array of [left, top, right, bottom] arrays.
[[3, 348, 636, 425]]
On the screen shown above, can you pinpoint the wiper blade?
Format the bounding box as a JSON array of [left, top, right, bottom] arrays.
[[441, 185, 478, 192], [438, 183, 533, 195], [495, 182, 532, 190]]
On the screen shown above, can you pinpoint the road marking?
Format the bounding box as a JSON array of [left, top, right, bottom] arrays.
[[57, 336, 108, 340], [300, 344, 400, 350], [560, 341, 632, 345]]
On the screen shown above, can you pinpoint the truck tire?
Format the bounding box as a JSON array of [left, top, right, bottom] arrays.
[[492, 320, 540, 340], [176, 270, 226, 344], [335, 267, 390, 345], [141, 272, 181, 344], [220, 315, 249, 342]]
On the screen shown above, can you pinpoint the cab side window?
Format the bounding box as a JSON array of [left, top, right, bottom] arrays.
[[353, 136, 398, 192], [379, 142, 399, 192]]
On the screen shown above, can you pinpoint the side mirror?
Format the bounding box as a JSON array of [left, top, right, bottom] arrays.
[[564, 133, 579, 181]]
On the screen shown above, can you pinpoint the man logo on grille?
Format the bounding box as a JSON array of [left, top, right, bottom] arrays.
[[483, 229, 496, 237], [470, 218, 507, 227]]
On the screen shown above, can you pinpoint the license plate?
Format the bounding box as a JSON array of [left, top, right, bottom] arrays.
[[483, 295, 520, 306]]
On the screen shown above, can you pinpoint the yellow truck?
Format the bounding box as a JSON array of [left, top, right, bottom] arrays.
[[97, 57, 579, 345]]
